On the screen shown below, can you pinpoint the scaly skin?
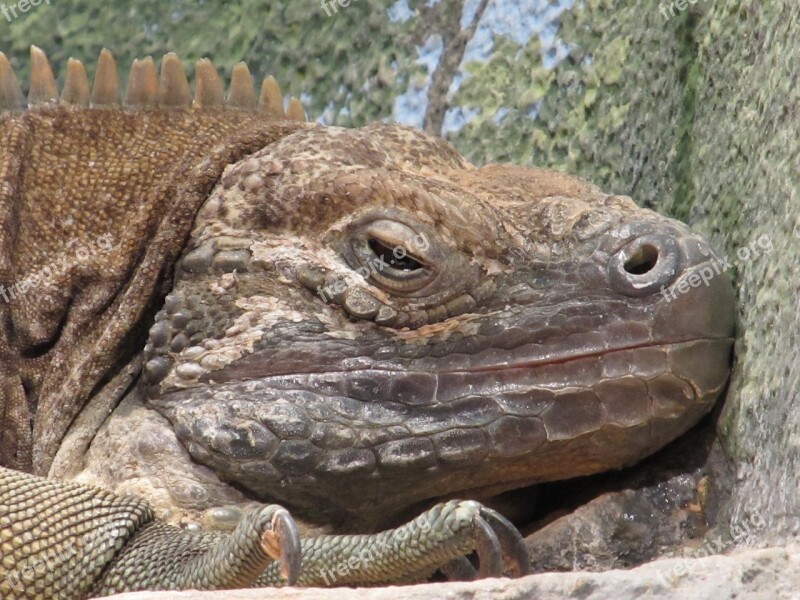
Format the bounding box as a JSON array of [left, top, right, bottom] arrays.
[[0, 47, 735, 595], [0, 465, 300, 598]]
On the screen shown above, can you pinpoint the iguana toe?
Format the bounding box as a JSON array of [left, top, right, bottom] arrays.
[[95, 503, 302, 594], [440, 501, 530, 580], [258, 499, 530, 587]]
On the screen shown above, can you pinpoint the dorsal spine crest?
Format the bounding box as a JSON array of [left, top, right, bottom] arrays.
[[0, 45, 305, 121]]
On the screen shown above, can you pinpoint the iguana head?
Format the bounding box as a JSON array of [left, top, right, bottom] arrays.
[[141, 122, 735, 527]]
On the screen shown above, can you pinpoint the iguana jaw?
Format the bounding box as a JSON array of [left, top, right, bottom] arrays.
[[152, 338, 730, 529]]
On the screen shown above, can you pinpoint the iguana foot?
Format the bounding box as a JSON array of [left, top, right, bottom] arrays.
[[250, 500, 530, 587], [0, 466, 301, 598], [94, 504, 302, 595]]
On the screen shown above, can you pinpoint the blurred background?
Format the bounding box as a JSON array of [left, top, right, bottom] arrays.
[[1, 0, 657, 202]]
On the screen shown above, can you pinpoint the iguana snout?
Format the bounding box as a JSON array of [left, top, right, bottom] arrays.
[[131, 123, 735, 529]]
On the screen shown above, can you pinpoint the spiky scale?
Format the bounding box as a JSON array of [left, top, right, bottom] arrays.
[[286, 97, 306, 121], [28, 46, 58, 105], [259, 75, 285, 117], [125, 57, 158, 106], [61, 58, 90, 106], [158, 52, 192, 107], [90, 48, 119, 105], [227, 62, 257, 109], [194, 58, 225, 108], [0, 52, 24, 110]]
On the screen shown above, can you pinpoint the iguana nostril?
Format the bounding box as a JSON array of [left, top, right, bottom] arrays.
[[608, 233, 683, 297], [623, 243, 659, 275]]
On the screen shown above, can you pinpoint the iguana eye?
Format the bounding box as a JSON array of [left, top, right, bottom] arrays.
[[367, 238, 424, 271], [350, 219, 436, 294]]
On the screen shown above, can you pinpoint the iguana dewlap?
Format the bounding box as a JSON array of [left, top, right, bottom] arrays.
[[0, 47, 734, 597]]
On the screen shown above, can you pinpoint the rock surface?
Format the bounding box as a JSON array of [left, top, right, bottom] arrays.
[[107, 546, 800, 599]]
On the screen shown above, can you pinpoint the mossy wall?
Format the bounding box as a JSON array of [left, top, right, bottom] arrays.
[[690, 2, 799, 544]]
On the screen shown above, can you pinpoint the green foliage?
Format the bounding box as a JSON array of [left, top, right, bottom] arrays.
[[447, 2, 655, 194], [1, 0, 422, 125]]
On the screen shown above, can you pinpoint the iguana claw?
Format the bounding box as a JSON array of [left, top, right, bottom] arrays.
[[478, 507, 531, 578], [472, 513, 504, 577], [262, 508, 302, 585], [441, 505, 530, 581], [202, 503, 302, 584]]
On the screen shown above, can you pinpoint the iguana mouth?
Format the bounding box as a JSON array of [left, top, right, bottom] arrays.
[[196, 335, 730, 379], [440, 336, 732, 374]]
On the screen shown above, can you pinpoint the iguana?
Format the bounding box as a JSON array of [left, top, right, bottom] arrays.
[[0, 46, 735, 598]]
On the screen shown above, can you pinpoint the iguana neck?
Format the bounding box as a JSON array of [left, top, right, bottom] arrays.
[[0, 105, 308, 473]]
